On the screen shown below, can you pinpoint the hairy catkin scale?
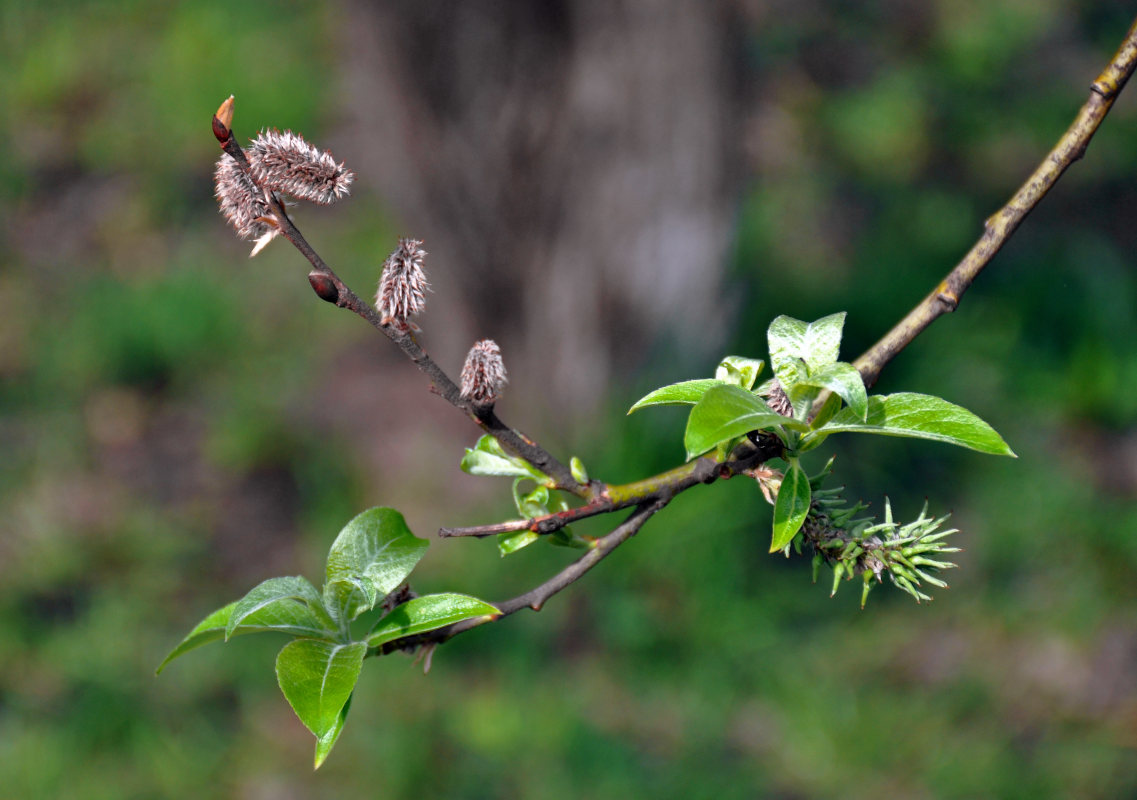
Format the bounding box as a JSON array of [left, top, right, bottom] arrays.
[[214, 153, 273, 240], [246, 129, 353, 205], [460, 340, 508, 404], [376, 239, 430, 330], [763, 381, 794, 417]]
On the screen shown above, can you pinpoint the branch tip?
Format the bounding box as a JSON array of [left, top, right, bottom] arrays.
[[213, 95, 234, 142]]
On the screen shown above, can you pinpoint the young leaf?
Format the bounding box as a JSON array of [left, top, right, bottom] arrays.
[[801, 393, 1016, 456], [366, 593, 501, 649], [460, 435, 549, 482], [157, 599, 337, 674], [275, 639, 367, 767], [627, 379, 724, 414], [767, 313, 846, 391], [324, 508, 429, 625], [796, 361, 867, 421], [771, 459, 811, 552], [684, 384, 803, 460], [809, 389, 844, 430], [715, 356, 764, 390], [513, 481, 550, 518], [226, 576, 334, 641], [498, 529, 540, 555], [570, 456, 589, 483]]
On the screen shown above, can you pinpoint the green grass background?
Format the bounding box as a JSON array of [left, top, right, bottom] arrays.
[[2, 1, 1137, 797]]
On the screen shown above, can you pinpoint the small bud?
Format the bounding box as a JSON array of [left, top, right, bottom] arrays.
[[570, 456, 589, 484], [761, 380, 795, 418], [460, 339, 508, 405], [214, 152, 275, 241], [246, 129, 353, 205], [380, 584, 417, 615], [213, 95, 235, 142], [375, 238, 430, 331], [308, 271, 339, 303]]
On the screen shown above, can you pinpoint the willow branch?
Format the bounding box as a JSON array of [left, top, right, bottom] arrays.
[[439, 433, 785, 538], [853, 15, 1137, 389], [214, 130, 588, 496]]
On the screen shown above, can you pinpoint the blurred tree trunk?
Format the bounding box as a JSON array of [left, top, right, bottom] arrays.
[[342, 0, 747, 417]]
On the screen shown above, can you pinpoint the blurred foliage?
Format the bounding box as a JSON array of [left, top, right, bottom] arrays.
[[2, 1, 1137, 798]]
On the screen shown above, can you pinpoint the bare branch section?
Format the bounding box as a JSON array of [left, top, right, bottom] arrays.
[[853, 16, 1137, 389]]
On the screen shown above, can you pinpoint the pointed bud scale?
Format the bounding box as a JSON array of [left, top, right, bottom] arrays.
[[860, 572, 874, 609], [460, 339, 508, 405], [375, 238, 430, 331], [830, 561, 845, 597], [213, 95, 235, 142], [246, 129, 353, 205]]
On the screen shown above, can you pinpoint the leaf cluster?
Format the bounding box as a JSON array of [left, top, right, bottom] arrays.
[[158, 507, 498, 767], [629, 312, 1013, 557], [461, 434, 590, 554]]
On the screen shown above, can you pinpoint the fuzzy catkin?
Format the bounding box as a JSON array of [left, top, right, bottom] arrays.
[[246, 129, 353, 205], [460, 340, 508, 404], [376, 239, 430, 330], [214, 153, 272, 240]]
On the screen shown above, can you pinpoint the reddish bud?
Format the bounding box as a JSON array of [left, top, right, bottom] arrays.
[[308, 271, 339, 303], [213, 95, 235, 143]]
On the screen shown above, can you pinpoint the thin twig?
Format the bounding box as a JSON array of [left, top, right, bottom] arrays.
[[373, 501, 665, 656], [439, 434, 784, 538], [853, 15, 1137, 388]]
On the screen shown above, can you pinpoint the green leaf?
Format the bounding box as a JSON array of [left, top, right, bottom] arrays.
[[460, 435, 549, 482], [498, 529, 540, 555], [797, 362, 867, 421], [627, 379, 724, 414], [157, 603, 236, 674], [809, 390, 844, 430], [715, 356, 764, 390], [315, 693, 352, 769], [513, 481, 550, 518], [569, 456, 589, 483], [802, 393, 1016, 456], [767, 313, 846, 391], [366, 594, 501, 649], [275, 639, 366, 766], [771, 459, 811, 552], [157, 599, 337, 674], [226, 576, 333, 641], [324, 508, 429, 626], [684, 384, 804, 460]]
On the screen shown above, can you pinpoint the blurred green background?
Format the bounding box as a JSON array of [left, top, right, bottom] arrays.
[[2, 1, 1137, 797]]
